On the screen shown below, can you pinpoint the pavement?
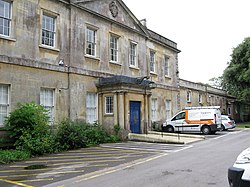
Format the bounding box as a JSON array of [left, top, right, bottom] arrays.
[[128, 131, 205, 144]]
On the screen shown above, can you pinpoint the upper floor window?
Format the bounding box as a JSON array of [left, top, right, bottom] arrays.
[[105, 96, 113, 114], [150, 50, 155, 73], [40, 88, 54, 124], [187, 91, 191, 103], [42, 14, 56, 47], [164, 56, 169, 76], [129, 42, 137, 67], [110, 34, 119, 62], [199, 93, 202, 103], [86, 27, 96, 56], [0, 84, 9, 126], [0, 0, 11, 37]]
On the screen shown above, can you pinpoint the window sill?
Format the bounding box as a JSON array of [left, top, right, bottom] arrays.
[[104, 113, 114, 117], [129, 66, 139, 70], [109, 61, 122, 66], [165, 75, 172, 79], [150, 72, 158, 76], [85, 55, 100, 61], [39, 44, 60, 52], [0, 35, 16, 42]]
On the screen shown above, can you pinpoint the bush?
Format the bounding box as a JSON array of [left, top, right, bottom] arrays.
[[0, 149, 31, 164], [56, 120, 111, 150], [5, 102, 55, 156]]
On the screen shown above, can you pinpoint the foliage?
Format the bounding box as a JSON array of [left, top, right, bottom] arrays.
[[223, 37, 250, 103], [5, 102, 55, 155], [0, 149, 31, 164], [208, 76, 223, 89], [55, 120, 111, 150], [236, 123, 250, 128]]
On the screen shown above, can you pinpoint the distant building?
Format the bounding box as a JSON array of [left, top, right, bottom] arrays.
[[0, 0, 239, 136]]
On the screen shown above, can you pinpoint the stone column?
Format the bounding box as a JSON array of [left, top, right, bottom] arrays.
[[118, 92, 125, 129], [98, 93, 103, 124]]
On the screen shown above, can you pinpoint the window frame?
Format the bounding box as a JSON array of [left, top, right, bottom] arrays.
[[187, 91, 191, 103], [0, 84, 9, 126], [199, 93, 203, 104], [150, 50, 156, 73], [0, 0, 12, 37], [151, 98, 157, 121], [164, 55, 170, 76], [40, 88, 55, 124], [129, 41, 137, 67], [41, 12, 56, 48], [165, 100, 171, 120], [86, 92, 98, 124], [86, 27, 97, 57], [110, 34, 119, 63], [105, 96, 114, 115]]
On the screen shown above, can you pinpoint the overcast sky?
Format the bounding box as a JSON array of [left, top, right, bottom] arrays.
[[123, 0, 250, 83]]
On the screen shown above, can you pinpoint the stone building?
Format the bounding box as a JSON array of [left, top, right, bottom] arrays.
[[179, 79, 236, 116], [0, 0, 238, 135]]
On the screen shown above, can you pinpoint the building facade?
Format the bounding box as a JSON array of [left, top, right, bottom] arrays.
[[0, 0, 238, 135]]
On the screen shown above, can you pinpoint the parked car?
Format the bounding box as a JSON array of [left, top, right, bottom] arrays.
[[228, 147, 250, 187], [221, 115, 236, 131]]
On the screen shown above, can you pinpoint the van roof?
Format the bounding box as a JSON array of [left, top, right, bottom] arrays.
[[185, 106, 220, 110]]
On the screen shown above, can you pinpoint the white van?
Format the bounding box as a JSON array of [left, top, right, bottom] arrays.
[[162, 106, 222, 135]]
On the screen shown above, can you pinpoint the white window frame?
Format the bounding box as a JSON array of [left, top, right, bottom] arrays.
[[40, 88, 55, 124], [164, 55, 169, 76], [150, 50, 155, 73], [0, 0, 12, 37], [187, 91, 191, 103], [86, 27, 97, 57], [105, 96, 113, 114], [151, 98, 157, 121], [199, 93, 202, 104], [129, 41, 137, 67], [41, 13, 56, 47], [166, 100, 171, 120], [0, 84, 9, 126], [110, 34, 119, 63], [86, 92, 97, 124]]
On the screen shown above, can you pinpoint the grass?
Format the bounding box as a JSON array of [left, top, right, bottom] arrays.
[[236, 123, 250, 128]]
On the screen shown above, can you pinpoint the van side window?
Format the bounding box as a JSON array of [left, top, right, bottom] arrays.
[[172, 112, 185, 121]]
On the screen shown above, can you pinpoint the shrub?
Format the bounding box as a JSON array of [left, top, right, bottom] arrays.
[[56, 120, 111, 150], [5, 102, 55, 156], [0, 149, 31, 164]]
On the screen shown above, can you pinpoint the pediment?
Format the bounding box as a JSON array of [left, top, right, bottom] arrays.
[[73, 0, 148, 36]]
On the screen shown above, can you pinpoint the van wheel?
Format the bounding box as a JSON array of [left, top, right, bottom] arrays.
[[201, 126, 211, 135], [166, 126, 174, 133]]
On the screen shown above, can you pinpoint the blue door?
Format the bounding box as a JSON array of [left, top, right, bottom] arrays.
[[130, 101, 141, 134]]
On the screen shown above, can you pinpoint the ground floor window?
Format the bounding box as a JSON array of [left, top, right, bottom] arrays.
[[0, 84, 9, 126], [151, 98, 157, 121], [86, 93, 97, 124], [105, 96, 113, 114], [40, 88, 54, 124], [166, 100, 171, 120]]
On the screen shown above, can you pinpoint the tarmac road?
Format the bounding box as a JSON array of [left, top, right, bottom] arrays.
[[46, 129, 250, 187]]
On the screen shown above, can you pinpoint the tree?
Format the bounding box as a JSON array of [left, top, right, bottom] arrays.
[[223, 37, 250, 103], [208, 76, 223, 89]]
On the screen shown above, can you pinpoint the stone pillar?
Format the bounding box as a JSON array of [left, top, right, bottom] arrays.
[[148, 94, 152, 130], [144, 93, 148, 133], [98, 93, 103, 124], [114, 93, 118, 125], [118, 92, 125, 129]]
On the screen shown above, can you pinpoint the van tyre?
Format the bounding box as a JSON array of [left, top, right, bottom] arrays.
[[166, 125, 174, 133], [201, 126, 211, 135]]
